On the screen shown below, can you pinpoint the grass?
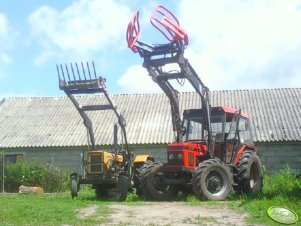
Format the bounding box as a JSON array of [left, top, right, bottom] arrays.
[[185, 167, 301, 226], [0, 167, 300, 226], [237, 167, 301, 226], [0, 190, 111, 226]]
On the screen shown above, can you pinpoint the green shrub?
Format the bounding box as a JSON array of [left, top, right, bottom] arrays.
[[240, 166, 301, 225], [4, 161, 69, 193], [262, 166, 301, 199]]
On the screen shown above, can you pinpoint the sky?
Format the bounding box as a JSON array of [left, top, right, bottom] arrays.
[[0, 0, 301, 98]]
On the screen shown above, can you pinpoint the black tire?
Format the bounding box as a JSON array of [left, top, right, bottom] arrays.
[[178, 185, 193, 198], [192, 159, 232, 201], [133, 160, 153, 196], [234, 150, 263, 195], [112, 176, 129, 202], [95, 185, 108, 199], [140, 162, 179, 201], [71, 179, 78, 198]]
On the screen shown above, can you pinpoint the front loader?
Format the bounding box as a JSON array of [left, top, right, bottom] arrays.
[[126, 5, 263, 201], [57, 62, 153, 201]]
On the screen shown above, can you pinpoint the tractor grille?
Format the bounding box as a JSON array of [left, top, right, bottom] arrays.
[[168, 151, 184, 165], [89, 155, 103, 173]]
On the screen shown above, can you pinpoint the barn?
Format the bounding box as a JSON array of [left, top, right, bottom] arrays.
[[0, 88, 300, 174]]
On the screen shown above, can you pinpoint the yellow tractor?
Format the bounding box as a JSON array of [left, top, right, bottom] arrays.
[[57, 62, 153, 201]]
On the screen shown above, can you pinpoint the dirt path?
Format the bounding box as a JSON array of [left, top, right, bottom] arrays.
[[78, 202, 262, 226]]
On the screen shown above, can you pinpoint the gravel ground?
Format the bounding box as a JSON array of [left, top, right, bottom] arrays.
[[78, 202, 263, 226]]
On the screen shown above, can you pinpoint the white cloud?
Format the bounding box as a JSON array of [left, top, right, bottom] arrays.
[[0, 13, 12, 80], [117, 65, 161, 93], [177, 0, 301, 90], [117, 63, 204, 94], [0, 53, 11, 65], [0, 13, 15, 51], [119, 1, 301, 94], [29, 0, 132, 64], [0, 14, 9, 43]]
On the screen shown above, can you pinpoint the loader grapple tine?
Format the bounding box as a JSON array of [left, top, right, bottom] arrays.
[[86, 62, 92, 80], [76, 62, 85, 81], [92, 61, 97, 79], [81, 62, 86, 81], [126, 11, 140, 53], [57, 61, 107, 94], [70, 63, 78, 81], [126, 5, 188, 58], [60, 64, 66, 83], [150, 5, 189, 45], [65, 63, 72, 82], [57, 64, 66, 85]]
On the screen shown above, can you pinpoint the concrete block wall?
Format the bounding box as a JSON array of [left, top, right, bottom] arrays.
[[257, 143, 301, 174], [3, 147, 85, 173], [3, 142, 301, 174]]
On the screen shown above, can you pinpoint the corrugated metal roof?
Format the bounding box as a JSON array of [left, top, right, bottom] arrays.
[[0, 88, 300, 148]]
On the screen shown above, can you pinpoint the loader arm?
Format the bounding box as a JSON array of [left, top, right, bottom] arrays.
[[126, 5, 213, 155], [57, 62, 132, 171]]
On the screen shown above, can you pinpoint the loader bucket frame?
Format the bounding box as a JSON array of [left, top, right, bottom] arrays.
[[126, 4, 189, 58], [126, 11, 140, 53], [57, 62, 105, 94], [150, 5, 189, 45]]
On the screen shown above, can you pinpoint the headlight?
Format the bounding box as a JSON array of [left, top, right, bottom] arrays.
[[177, 153, 183, 160], [168, 153, 174, 160]]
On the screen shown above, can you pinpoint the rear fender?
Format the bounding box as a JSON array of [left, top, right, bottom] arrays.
[[133, 154, 154, 165], [233, 145, 257, 167]]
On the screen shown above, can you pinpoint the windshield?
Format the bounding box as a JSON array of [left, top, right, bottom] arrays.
[[184, 113, 224, 141]]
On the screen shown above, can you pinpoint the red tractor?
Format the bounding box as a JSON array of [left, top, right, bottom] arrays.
[[127, 5, 263, 201]]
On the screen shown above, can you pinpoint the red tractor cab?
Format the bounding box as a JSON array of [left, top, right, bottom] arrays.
[[177, 106, 255, 167]]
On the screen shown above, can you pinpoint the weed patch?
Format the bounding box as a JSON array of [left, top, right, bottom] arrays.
[[238, 167, 300, 225], [4, 161, 69, 192], [0, 193, 111, 225]]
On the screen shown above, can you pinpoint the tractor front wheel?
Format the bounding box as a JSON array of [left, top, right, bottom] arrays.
[[71, 178, 78, 198], [112, 176, 129, 202], [133, 160, 153, 197], [193, 159, 232, 200], [140, 162, 179, 201], [234, 150, 263, 195]]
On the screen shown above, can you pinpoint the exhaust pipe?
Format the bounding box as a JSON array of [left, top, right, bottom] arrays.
[[113, 123, 118, 155]]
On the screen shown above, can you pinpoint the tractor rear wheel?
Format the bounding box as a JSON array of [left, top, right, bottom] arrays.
[[71, 178, 78, 198], [140, 162, 179, 201], [112, 176, 129, 202], [133, 160, 153, 197], [95, 185, 108, 199], [193, 159, 232, 200], [234, 150, 263, 195]]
